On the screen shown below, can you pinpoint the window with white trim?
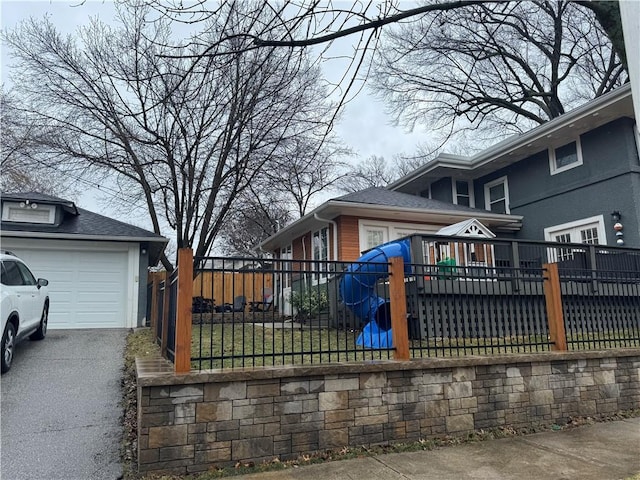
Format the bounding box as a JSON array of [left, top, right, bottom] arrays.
[[280, 245, 292, 288], [312, 228, 328, 282], [548, 138, 583, 175], [2, 202, 56, 224], [364, 226, 388, 250], [484, 176, 509, 214], [453, 180, 474, 207], [358, 220, 436, 253], [544, 215, 606, 262]]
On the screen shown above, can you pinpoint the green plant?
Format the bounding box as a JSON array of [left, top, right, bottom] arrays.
[[289, 289, 329, 317]]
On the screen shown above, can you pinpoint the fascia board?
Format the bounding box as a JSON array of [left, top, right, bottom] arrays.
[[389, 84, 633, 190], [258, 200, 523, 251], [0, 230, 168, 244]]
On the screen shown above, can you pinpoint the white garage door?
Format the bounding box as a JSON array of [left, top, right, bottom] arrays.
[[2, 241, 132, 329]]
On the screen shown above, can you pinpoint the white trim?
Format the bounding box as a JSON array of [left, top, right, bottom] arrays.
[[634, 122, 640, 164], [0, 230, 167, 244], [311, 227, 329, 284], [548, 137, 584, 175], [358, 219, 438, 253], [484, 176, 510, 214], [452, 180, 475, 207], [388, 85, 632, 191], [543, 214, 607, 245], [2, 202, 56, 224]]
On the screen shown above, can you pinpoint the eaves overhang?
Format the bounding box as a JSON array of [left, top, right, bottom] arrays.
[[389, 84, 634, 192], [0, 230, 169, 265], [258, 200, 522, 252]]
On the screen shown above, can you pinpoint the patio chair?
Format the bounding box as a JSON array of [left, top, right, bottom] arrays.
[[214, 295, 246, 313], [249, 288, 274, 312]]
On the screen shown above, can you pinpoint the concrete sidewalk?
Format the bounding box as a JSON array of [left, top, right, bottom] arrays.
[[235, 417, 640, 480]]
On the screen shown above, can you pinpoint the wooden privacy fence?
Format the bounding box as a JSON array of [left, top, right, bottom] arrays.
[[148, 249, 579, 374], [193, 271, 273, 305]]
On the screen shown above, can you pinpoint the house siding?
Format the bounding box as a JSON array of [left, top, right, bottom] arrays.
[[336, 216, 361, 261], [430, 178, 453, 203], [474, 117, 640, 247]]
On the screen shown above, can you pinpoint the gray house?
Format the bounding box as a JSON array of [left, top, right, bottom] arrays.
[[389, 84, 639, 248], [1, 192, 168, 329]]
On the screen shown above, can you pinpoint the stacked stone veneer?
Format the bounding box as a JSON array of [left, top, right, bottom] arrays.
[[136, 350, 640, 475]]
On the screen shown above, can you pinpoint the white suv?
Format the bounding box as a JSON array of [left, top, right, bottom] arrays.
[[1, 251, 49, 373]]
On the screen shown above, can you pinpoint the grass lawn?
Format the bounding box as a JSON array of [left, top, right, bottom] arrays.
[[190, 322, 639, 370]]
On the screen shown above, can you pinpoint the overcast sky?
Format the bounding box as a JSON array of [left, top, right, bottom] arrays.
[[1, 0, 429, 215]]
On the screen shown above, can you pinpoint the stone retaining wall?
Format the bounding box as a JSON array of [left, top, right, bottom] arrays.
[[136, 350, 640, 475]]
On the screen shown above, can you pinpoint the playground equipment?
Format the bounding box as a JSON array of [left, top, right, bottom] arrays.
[[339, 238, 412, 348]]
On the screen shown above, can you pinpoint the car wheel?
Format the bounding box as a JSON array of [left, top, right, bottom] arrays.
[[30, 303, 48, 341], [1, 322, 16, 374]]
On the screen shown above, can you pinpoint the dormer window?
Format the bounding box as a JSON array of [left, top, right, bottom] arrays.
[[1, 201, 56, 224]]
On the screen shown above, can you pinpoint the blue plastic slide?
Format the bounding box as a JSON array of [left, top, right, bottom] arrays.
[[339, 238, 412, 348]]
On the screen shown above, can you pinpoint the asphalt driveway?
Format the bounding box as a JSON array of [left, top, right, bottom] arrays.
[[1, 329, 128, 480]]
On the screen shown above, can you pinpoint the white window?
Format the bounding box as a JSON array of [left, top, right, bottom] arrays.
[[2, 202, 56, 224], [365, 227, 388, 250], [280, 245, 292, 288], [453, 180, 474, 207], [549, 138, 583, 175], [358, 220, 437, 253], [484, 176, 510, 214], [312, 228, 328, 282], [544, 215, 607, 262]]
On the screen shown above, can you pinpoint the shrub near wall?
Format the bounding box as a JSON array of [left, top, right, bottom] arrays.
[[136, 350, 640, 475]]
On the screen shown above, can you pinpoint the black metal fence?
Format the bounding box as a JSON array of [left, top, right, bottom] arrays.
[[147, 237, 639, 371], [187, 244, 640, 370], [149, 269, 179, 363], [191, 257, 397, 370]]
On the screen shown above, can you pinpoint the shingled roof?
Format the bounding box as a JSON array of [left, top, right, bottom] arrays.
[[1, 192, 167, 263], [335, 187, 490, 214]]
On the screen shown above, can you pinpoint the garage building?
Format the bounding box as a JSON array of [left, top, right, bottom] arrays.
[[1, 192, 167, 329]]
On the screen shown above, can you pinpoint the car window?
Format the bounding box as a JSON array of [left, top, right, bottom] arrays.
[[16, 262, 37, 286], [1, 261, 25, 286]]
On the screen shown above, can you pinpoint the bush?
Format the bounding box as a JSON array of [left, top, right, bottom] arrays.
[[290, 289, 329, 317]]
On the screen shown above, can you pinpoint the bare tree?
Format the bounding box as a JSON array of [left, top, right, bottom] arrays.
[[3, 2, 333, 269], [339, 152, 435, 193], [266, 135, 350, 217], [339, 155, 393, 192], [372, 1, 626, 142], [1, 90, 82, 197], [142, 1, 626, 152], [218, 186, 292, 257]]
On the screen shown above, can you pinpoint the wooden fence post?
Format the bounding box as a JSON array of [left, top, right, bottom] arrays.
[[543, 263, 568, 351], [175, 248, 193, 373], [389, 256, 410, 360]]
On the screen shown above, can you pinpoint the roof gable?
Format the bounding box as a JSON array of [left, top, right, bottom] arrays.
[[1, 191, 166, 240], [436, 218, 495, 238]]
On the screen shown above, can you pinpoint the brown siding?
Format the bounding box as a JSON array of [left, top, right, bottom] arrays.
[[336, 215, 361, 261]]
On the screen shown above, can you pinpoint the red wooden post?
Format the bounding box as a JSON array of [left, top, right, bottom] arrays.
[[175, 248, 193, 373], [389, 256, 410, 360], [543, 263, 568, 351]]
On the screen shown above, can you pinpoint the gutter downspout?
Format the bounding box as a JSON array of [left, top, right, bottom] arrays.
[[314, 213, 338, 261]]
